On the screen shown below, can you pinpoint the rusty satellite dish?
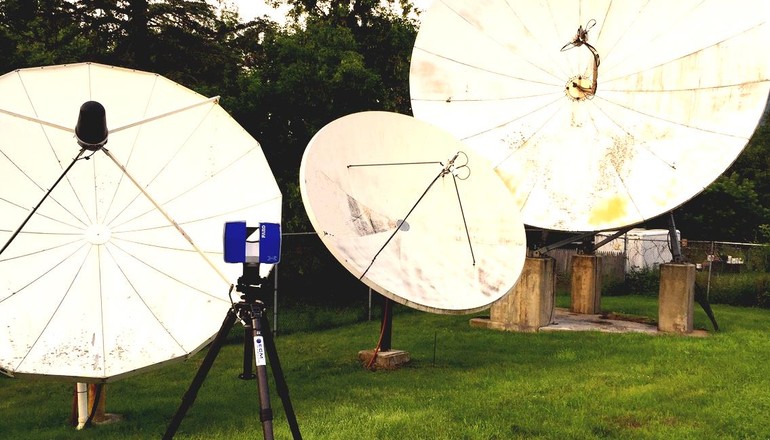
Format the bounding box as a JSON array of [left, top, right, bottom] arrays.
[[0, 63, 281, 382], [410, 0, 770, 232], [299, 111, 526, 314]]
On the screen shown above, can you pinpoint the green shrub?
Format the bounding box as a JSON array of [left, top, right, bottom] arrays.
[[749, 245, 770, 272], [602, 278, 625, 296], [604, 267, 659, 296], [696, 271, 770, 308], [602, 268, 770, 308]]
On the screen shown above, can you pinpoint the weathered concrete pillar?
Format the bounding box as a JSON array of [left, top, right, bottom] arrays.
[[658, 263, 695, 334], [571, 254, 601, 314], [471, 256, 555, 332]]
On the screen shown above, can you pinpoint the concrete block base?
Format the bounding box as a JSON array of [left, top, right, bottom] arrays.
[[571, 254, 601, 314], [473, 257, 555, 332], [92, 413, 123, 426], [658, 263, 695, 334], [469, 317, 538, 332], [357, 349, 410, 370]]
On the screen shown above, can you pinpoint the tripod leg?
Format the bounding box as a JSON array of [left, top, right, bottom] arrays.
[[262, 315, 303, 440], [250, 306, 275, 440], [239, 323, 256, 379], [162, 308, 238, 440]]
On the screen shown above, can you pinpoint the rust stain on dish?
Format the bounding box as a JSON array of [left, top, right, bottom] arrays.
[[347, 195, 394, 236], [608, 134, 636, 174], [411, 60, 443, 94], [494, 168, 518, 195]]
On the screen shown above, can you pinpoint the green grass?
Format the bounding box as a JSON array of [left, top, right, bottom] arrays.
[[2, 296, 770, 439]]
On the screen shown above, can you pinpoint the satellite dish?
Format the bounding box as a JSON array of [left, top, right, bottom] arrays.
[[299, 111, 526, 314], [410, 0, 770, 231], [0, 62, 282, 382]]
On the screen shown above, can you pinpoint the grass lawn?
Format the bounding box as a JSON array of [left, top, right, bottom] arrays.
[[2, 295, 770, 439]]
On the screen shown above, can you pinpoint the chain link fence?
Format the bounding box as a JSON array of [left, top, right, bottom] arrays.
[[683, 240, 770, 307], [267, 230, 770, 334], [682, 240, 770, 273], [546, 230, 770, 303]]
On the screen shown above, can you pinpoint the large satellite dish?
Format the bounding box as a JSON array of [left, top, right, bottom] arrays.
[[410, 0, 770, 231], [299, 111, 526, 314], [0, 63, 282, 382]]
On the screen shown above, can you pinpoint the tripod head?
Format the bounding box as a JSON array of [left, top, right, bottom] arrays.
[[235, 262, 269, 304]]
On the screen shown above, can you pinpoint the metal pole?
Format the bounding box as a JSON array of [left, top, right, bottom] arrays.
[[250, 304, 275, 440], [668, 212, 683, 262], [238, 322, 255, 380], [380, 297, 393, 352], [273, 265, 278, 337], [623, 232, 629, 280], [261, 313, 303, 440], [707, 241, 714, 299]]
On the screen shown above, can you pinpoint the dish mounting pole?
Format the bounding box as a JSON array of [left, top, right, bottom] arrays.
[[667, 212, 683, 263], [380, 296, 393, 351]]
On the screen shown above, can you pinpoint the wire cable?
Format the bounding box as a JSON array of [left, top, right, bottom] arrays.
[[0, 148, 86, 256]]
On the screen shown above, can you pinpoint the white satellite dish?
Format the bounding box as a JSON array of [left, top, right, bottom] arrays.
[[410, 0, 770, 231], [0, 62, 282, 382], [299, 111, 527, 314]]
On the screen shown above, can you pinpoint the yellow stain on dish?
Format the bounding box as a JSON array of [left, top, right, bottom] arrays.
[[494, 168, 515, 191], [588, 196, 628, 226], [494, 168, 527, 209]]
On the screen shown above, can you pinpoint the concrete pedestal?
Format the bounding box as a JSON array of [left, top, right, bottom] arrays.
[[358, 349, 410, 370], [658, 263, 695, 334], [571, 254, 601, 314], [469, 256, 555, 332]]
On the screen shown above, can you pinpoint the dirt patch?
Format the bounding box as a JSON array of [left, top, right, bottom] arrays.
[[601, 311, 657, 326]]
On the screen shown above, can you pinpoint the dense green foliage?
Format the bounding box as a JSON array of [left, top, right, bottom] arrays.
[[599, 264, 770, 309], [696, 271, 770, 309], [603, 268, 660, 297], [649, 119, 770, 242]]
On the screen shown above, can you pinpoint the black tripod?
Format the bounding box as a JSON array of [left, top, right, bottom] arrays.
[[163, 264, 302, 440]]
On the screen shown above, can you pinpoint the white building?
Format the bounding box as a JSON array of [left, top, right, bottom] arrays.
[[595, 228, 679, 272]]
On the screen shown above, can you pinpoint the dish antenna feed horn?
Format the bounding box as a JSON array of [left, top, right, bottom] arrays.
[[561, 19, 600, 101], [163, 222, 302, 440], [0, 100, 106, 257]]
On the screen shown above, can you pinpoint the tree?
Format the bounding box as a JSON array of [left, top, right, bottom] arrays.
[[731, 114, 770, 211], [673, 172, 769, 242], [668, 114, 770, 242], [267, 0, 418, 27], [67, 0, 245, 93], [249, 20, 385, 231], [0, 0, 92, 71], [234, 3, 419, 232]]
